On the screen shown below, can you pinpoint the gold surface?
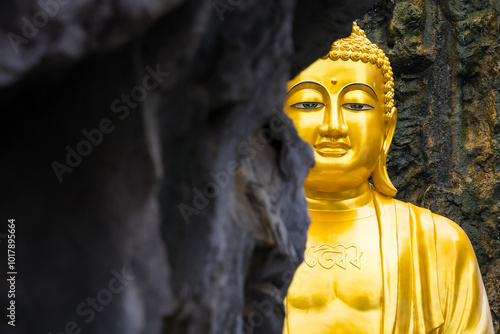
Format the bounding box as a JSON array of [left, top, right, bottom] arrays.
[[283, 23, 494, 334]]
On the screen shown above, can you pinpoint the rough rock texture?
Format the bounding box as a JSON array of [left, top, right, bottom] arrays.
[[0, 0, 377, 333], [358, 1, 500, 332]]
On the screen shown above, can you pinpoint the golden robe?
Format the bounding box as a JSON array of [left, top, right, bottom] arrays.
[[372, 190, 493, 333], [284, 189, 494, 334]]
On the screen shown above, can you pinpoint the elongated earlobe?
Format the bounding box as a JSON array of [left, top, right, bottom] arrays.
[[373, 108, 397, 197]]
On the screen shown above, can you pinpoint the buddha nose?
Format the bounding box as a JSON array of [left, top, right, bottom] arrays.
[[319, 105, 348, 139]]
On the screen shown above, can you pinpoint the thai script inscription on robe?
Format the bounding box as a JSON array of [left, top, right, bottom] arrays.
[[304, 242, 363, 270]]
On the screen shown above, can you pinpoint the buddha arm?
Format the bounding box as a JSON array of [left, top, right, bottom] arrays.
[[433, 215, 494, 334]]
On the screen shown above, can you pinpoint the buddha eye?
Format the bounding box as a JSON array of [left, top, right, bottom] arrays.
[[291, 102, 325, 109], [342, 103, 374, 111]]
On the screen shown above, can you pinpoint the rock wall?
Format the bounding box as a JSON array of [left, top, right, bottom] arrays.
[[0, 0, 377, 333], [358, 1, 500, 332]]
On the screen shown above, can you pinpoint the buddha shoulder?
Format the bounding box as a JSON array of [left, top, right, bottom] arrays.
[[430, 210, 478, 261], [393, 197, 476, 257]]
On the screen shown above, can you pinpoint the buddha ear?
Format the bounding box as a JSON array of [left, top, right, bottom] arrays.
[[372, 108, 397, 197]]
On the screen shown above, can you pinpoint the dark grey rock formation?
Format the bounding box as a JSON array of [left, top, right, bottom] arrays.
[[359, 1, 500, 332], [0, 0, 377, 333]]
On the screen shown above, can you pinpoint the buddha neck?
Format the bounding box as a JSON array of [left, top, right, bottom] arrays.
[[305, 181, 373, 212]]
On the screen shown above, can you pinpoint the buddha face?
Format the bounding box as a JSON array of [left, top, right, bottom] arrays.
[[285, 59, 388, 192]]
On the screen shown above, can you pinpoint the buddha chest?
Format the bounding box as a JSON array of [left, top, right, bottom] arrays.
[[285, 207, 383, 334]]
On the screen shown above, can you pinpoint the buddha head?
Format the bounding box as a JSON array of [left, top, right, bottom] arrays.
[[285, 22, 397, 196]]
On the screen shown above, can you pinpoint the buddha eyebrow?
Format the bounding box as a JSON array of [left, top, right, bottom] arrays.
[[286, 81, 377, 99], [286, 81, 328, 95], [342, 83, 378, 98]]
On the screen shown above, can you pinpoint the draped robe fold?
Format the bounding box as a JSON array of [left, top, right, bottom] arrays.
[[373, 190, 494, 334]]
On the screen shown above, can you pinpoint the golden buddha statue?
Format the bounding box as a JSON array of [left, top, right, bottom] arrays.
[[283, 23, 494, 334]]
